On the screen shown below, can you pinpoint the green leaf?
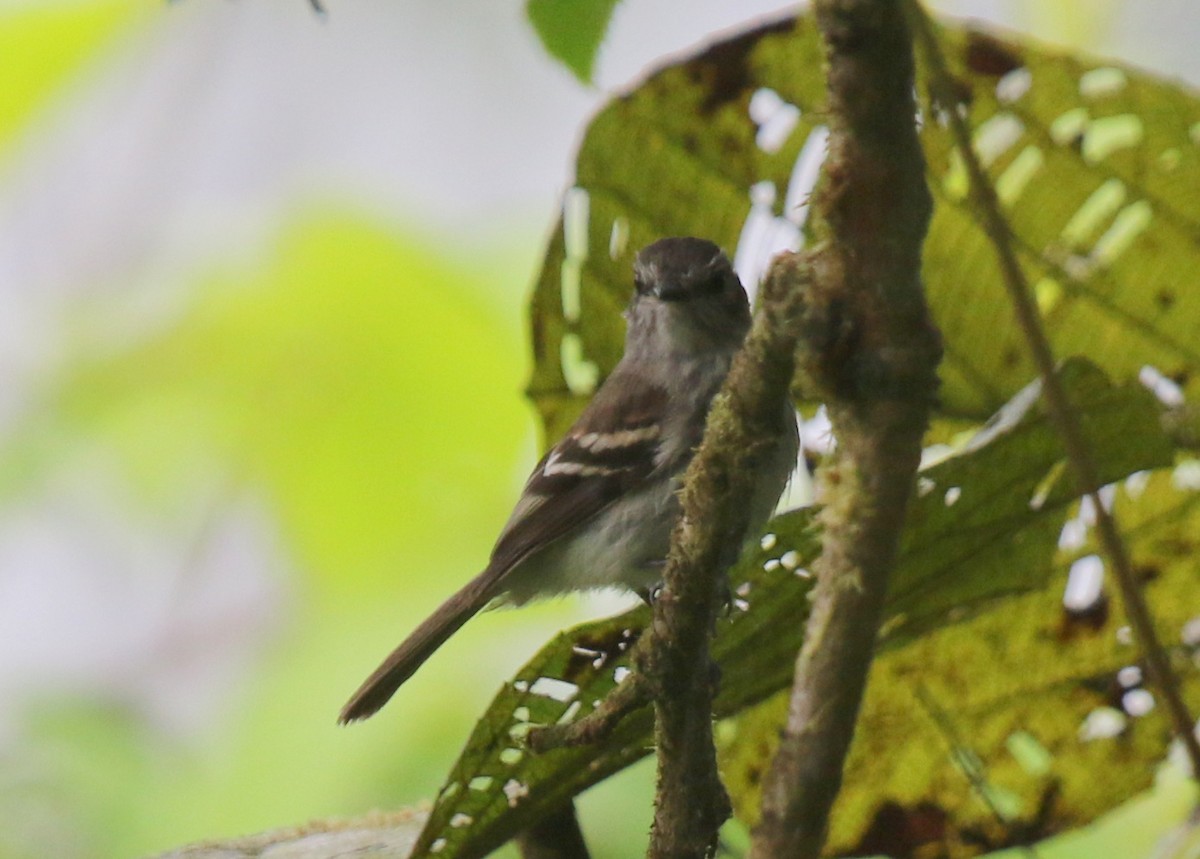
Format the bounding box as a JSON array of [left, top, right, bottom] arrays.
[[919, 24, 1200, 421], [409, 359, 1173, 858], [525, 0, 621, 84], [526, 14, 1200, 434], [887, 358, 1174, 639], [722, 458, 1200, 857]]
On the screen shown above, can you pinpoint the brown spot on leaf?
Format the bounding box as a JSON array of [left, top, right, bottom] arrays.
[[1135, 564, 1160, 583], [1058, 592, 1110, 638], [965, 32, 1023, 77], [562, 627, 640, 682], [937, 75, 975, 111], [562, 649, 598, 683], [1159, 535, 1196, 556], [1079, 674, 1115, 701], [670, 16, 794, 115], [1155, 289, 1176, 311], [1029, 779, 1063, 837], [843, 800, 950, 858], [1101, 666, 1150, 711]]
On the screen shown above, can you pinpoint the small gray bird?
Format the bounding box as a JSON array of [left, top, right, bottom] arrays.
[[339, 237, 798, 723]]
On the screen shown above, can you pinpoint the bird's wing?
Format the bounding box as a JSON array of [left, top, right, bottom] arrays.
[[338, 372, 670, 723], [487, 371, 670, 577]]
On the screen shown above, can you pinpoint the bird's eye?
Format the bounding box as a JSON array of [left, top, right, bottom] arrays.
[[696, 271, 729, 296]]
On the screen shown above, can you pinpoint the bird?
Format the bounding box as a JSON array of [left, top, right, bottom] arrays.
[[339, 236, 798, 723]]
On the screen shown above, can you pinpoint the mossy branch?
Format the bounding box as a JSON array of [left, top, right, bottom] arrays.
[[748, 1, 940, 856], [641, 249, 811, 858]]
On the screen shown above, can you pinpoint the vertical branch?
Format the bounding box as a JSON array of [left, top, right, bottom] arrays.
[[749, 0, 939, 856], [907, 0, 1200, 779], [642, 256, 811, 858]]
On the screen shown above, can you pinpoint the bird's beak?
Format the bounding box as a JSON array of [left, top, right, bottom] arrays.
[[651, 280, 687, 301]]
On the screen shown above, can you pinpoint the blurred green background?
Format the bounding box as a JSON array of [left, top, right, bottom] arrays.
[[0, 1, 1195, 858]]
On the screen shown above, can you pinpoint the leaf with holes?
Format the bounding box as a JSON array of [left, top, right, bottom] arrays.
[[409, 358, 1172, 858], [721, 462, 1200, 858], [526, 13, 1200, 439]]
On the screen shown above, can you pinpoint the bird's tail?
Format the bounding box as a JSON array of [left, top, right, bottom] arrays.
[[339, 569, 498, 723]]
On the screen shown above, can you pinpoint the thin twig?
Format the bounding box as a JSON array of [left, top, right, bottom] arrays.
[[526, 672, 651, 752], [906, 0, 1200, 779], [748, 0, 940, 855], [916, 684, 1045, 859]]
